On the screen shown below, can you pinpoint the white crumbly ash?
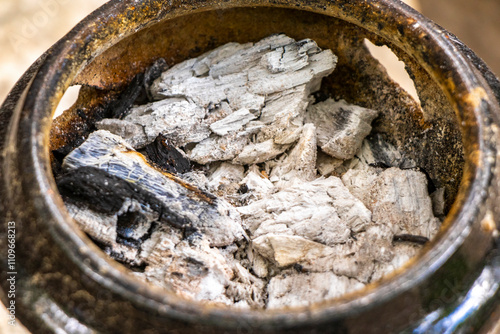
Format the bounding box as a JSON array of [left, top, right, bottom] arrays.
[[63, 34, 443, 310], [97, 34, 337, 163], [305, 98, 380, 160]]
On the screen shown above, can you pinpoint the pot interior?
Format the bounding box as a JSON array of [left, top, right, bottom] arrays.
[[49, 6, 464, 308]]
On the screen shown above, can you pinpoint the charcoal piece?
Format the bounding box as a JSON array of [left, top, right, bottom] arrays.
[[364, 133, 417, 169], [112, 58, 169, 118], [116, 209, 147, 239], [144, 134, 191, 174], [144, 58, 169, 102], [50, 59, 169, 170], [62, 130, 245, 247], [116, 210, 155, 247], [110, 72, 146, 119], [57, 166, 188, 228], [393, 234, 429, 245]]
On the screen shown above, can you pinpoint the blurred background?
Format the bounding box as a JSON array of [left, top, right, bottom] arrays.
[[0, 0, 499, 333], [0, 0, 109, 104]]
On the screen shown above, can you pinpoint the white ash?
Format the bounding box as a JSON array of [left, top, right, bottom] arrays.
[[252, 234, 337, 268], [316, 150, 344, 177], [95, 118, 148, 149], [239, 176, 371, 246], [137, 228, 267, 307], [187, 132, 251, 165], [232, 139, 291, 165], [142, 238, 234, 305], [61, 34, 443, 310], [209, 108, 256, 136], [269, 123, 317, 186], [98, 34, 337, 165], [207, 162, 245, 196], [342, 167, 441, 239], [267, 271, 365, 309], [370, 243, 421, 283], [67, 201, 143, 265], [254, 85, 309, 146], [314, 133, 416, 178], [306, 98, 379, 160], [118, 98, 211, 148], [66, 202, 118, 246], [239, 166, 275, 203]]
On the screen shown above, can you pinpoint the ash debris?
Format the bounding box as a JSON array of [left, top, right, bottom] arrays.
[[56, 34, 442, 309]]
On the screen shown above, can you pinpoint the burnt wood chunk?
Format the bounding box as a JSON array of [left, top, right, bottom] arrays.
[[393, 234, 429, 245], [112, 58, 168, 118], [62, 130, 245, 247], [57, 166, 189, 228], [143, 134, 191, 174]]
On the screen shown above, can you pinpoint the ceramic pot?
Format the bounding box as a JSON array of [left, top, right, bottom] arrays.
[[1, 0, 499, 333]]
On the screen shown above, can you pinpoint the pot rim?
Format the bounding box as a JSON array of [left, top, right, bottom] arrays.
[[7, 0, 497, 327]]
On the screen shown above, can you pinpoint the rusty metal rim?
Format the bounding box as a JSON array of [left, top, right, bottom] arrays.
[[5, 0, 497, 328]]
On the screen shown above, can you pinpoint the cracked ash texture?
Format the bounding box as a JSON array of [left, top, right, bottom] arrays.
[[60, 34, 441, 309]]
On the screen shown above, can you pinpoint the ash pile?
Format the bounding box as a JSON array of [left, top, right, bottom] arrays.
[[56, 34, 444, 309]]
